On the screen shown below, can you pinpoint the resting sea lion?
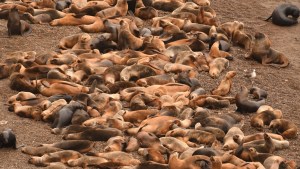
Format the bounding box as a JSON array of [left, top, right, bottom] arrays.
[[211, 71, 236, 96], [235, 86, 265, 113], [269, 119, 298, 139], [249, 87, 268, 100], [250, 110, 282, 130], [246, 32, 289, 68], [265, 3, 299, 26], [63, 128, 123, 141], [7, 6, 32, 36]]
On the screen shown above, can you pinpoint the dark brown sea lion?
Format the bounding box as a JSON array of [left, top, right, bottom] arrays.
[[63, 128, 123, 141], [245, 32, 289, 68], [235, 86, 265, 113], [249, 87, 268, 100], [265, 3, 299, 26], [7, 6, 32, 36]]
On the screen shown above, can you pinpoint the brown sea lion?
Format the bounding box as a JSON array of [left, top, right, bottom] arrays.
[[232, 30, 252, 50], [50, 14, 97, 26], [269, 119, 298, 139], [242, 132, 284, 143], [21, 146, 63, 156], [235, 86, 265, 113], [120, 64, 157, 81], [79, 17, 105, 33], [41, 99, 67, 122], [250, 110, 282, 130], [7, 6, 32, 36], [104, 136, 126, 152], [245, 32, 289, 68], [169, 152, 212, 169], [72, 33, 91, 50], [89, 151, 140, 166], [219, 21, 244, 39], [138, 148, 167, 164], [211, 71, 236, 96], [152, 0, 183, 12], [28, 150, 82, 167], [159, 137, 189, 153], [208, 57, 229, 78], [63, 128, 123, 141], [118, 20, 143, 50]]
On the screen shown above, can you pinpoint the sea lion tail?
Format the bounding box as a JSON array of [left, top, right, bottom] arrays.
[[264, 15, 272, 21]]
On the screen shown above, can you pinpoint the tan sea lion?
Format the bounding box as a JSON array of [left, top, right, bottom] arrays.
[[250, 110, 282, 130], [79, 16, 105, 33], [211, 71, 236, 96], [50, 14, 97, 26], [169, 152, 211, 169], [223, 127, 244, 151], [96, 0, 128, 20], [118, 20, 143, 50], [208, 57, 229, 78], [28, 150, 82, 167], [67, 156, 108, 168]]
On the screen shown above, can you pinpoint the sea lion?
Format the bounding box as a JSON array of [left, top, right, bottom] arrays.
[[51, 101, 85, 132], [169, 152, 212, 169], [90, 34, 118, 53], [242, 132, 284, 143], [250, 110, 282, 130], [0, 129, 17, 149], [235, 86, 265, 113], [245, 32, 289, 68], [72, 33, 91, 50], [159, 137, 189, 153], [138, 148, 166, 164], [28, 150, 82, 167], [21, 146, 63, 156], [232, 30, 252, 50], [56, 0, 72, 11], [96, 0, 128, 20], [211, 71, 236, 96], [50, 14, 97, 26], [41, 99, 67, 122], [79, 17, 105, 33], [88, 151, 140, 166], [223, 127, 244, 151], [269, 119, 298, 139], [208, 57, 229, 78], [67, 156, 108, 168], [265, 3, 299, 26], [104, 136, 125, 152], [7, 6, 32, 36], [152, 0, 184, 12], [71, 109, 90, 125], [249, 87, 268, 100], [12, 103, 43, 120], [63, 128, 123, 141], [120, 64, 157, 81], [118, 20, 143, 50]]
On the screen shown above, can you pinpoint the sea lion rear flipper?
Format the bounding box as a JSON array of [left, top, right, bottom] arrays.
[[265, 15, 272, 21]]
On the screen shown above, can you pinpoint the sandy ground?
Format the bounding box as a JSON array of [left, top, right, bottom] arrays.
[[0, 0, 300, 168]]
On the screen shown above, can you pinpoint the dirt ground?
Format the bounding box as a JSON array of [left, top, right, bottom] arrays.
[[0, 0, 299, 168]]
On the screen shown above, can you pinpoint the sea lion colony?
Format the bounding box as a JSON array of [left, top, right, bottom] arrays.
[[0, 0, 298, 168]]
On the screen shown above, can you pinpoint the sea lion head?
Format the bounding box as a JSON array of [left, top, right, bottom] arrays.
[[254, 32, 265, 40]]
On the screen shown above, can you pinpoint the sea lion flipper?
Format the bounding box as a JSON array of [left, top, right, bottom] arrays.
[[265, 15, 272, 21]]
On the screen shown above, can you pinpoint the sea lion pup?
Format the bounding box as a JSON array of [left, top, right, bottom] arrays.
[[249, 87, 268, 100], [104, 136, 126, 152], [40, 140, 94, 153], [211, 71, 236, 96], [250, 110, 282, 130], [118, 20, 143, 50], [269, 119, 298, 139], [63, 128, 123, 141], [120, 64, 157, 81], [72, 33, 91, 50], [246, 147, 273, 164], [138, 148, 167, 164], [7, 6, 32, 36], [208, 41, 232, 59], [51, 101, 85, 133], [207, 57, 229, 78], [136, 74, 175, 86], [96, 0, 128, 19], [56, 0, 72, 11], [159, 137, 189, 153], [152, 0, 183, 12], [245, 32, 289, 68], [71, 109, 90, 125], [79, 17, 105, 33], [223, 127, 244, 151], [169, 152, 212, 169], [21, 146, 63, 156], [67, 156, 108, 168], [235, 86, 266, 113], [265, 3, 299, 26], [88, 151, 140, 166], [28, 150, 82, 167], [50, 14, 97, 26], [0, 129, 17, 149]]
